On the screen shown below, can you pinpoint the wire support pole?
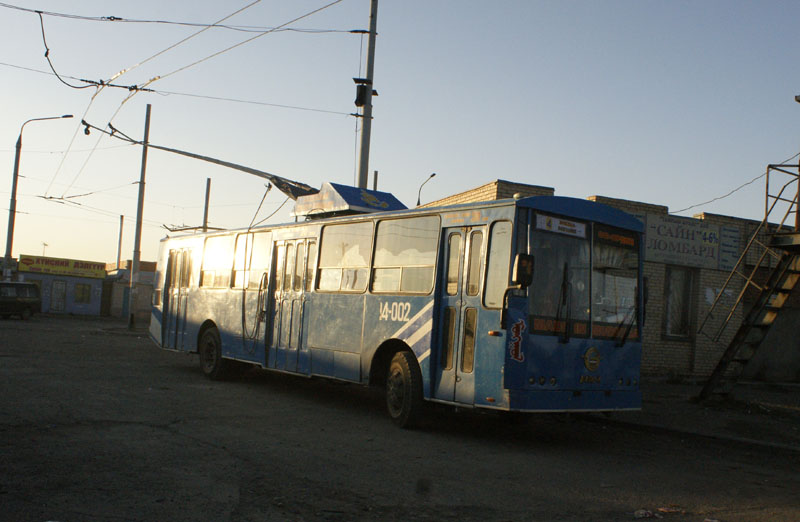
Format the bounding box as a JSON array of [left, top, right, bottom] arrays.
[[128, 104, 151, 329], [116, 214, 124, 270], [203, 177, 211, 232], [356, 0, 378, 189]]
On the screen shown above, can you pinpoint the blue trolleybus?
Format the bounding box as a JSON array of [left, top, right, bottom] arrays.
[[150, 186, 643, 427]]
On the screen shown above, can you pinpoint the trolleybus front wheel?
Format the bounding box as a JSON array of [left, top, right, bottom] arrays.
[[199, 327, 232, 380], [385, 351, 423, 428]]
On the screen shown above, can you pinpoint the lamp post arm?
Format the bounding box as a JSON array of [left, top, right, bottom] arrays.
[[3, 114, 72, 273]]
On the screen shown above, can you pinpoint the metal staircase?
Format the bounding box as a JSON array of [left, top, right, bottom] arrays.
[[697, 162, 800, 400]]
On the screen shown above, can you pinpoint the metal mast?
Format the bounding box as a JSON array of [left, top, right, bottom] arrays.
[[356, 0, 378, 189]]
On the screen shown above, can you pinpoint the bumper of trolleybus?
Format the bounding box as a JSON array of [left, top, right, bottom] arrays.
[[504, 388, 642, 413]]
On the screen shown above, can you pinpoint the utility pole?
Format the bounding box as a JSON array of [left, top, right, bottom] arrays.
[[128, 104, 151, 329], [116, 215, 124, 269], [203, 177, 211, 232], [356, 0, 378, 189]]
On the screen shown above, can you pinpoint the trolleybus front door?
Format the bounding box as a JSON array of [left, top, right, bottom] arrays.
[[268, 239, 313, 373], [434, 226, 484, 404], [164, 249, 191, 350]]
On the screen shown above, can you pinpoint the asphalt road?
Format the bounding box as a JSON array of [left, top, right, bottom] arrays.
[[1, 316, 799, 521]]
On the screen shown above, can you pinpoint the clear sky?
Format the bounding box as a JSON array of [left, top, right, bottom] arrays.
[[1, 0, 799, 263]]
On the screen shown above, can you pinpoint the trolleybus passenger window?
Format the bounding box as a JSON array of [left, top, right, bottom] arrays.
[[201, 235, 233, 288], [466, 231, 483, 296], [233, 234, 251, 288], [284, 243, 295, 292], [461, 307, 477, 372], [248, 232, 271, 290], [318, 222, 372, 292], [233, 232, 272, 289], [446, 233, 461, 296], [372, 215, 439, 294], [293, 243, 305, 291], [305, 241, 316, 292], [442, 307, 456, 369], [274, 245, 285, 293], [484, 221, 512, 308]]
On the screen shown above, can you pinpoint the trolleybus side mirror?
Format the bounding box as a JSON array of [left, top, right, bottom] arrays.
[[511, 253, 534, 287], [501, 254, 534, 329]]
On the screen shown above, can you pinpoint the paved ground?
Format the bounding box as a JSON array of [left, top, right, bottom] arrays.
[[2, 315, 800, 521], [617, 379, 800, 452]]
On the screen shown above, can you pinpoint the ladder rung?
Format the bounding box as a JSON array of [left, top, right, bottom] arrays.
[[746, 322, 770, 329]]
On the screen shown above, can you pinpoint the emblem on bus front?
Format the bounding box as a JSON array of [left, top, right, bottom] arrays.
[[582, 347, 601, 372]]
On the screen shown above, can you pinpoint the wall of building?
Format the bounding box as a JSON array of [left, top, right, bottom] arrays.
[[15, 255, 106, 316], [421, 179, 554, 208], [105, 266, 155, 324], [20, 273, 103, 316]]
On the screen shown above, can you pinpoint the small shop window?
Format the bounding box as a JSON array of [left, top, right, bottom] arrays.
[[664, 266, 694, 339], [74, 283, 92, 304]]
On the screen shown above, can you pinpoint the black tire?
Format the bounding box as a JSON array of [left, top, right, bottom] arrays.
[[20, 308, 31, 320], [385, 351, 423, 428], [198, 327, 232, 380]]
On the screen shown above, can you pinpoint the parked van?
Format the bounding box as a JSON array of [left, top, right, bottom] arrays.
[[0, 282, 41, 319]]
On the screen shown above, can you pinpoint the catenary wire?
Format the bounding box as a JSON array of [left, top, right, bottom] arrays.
[[106, 0, 262, 84], [0, 2, 352, 33], [672, 151, 800, 214], [43, 89, 105, 197], [155, 0, 344, 82], [0, 60, 351, 116], [37, 12, 93, 89]]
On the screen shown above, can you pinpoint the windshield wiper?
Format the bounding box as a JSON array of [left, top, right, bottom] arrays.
[[614, 307, 636, 347]]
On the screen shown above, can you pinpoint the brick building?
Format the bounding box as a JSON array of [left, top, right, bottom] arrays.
[[425, 179, 799, 380]]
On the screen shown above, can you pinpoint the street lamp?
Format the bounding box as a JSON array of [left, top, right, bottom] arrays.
[[416, 172, 436, 207], [4, 114, 73, 274]]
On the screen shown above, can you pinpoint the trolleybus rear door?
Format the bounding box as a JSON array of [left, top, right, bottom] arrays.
[[164, 249, 191, 350], [434, 226, 484, 404]]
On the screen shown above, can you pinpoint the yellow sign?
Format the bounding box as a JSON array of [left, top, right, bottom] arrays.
[[18, 255, 106, 279]]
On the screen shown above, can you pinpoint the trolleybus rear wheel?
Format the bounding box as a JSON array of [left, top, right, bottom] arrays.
[[199, 327, 231, 380], [385, 351, 423, 428]]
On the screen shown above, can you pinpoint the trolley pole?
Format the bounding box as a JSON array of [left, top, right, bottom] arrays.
[[128, 104, 151, 329], [356, 0, 378, 189]]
